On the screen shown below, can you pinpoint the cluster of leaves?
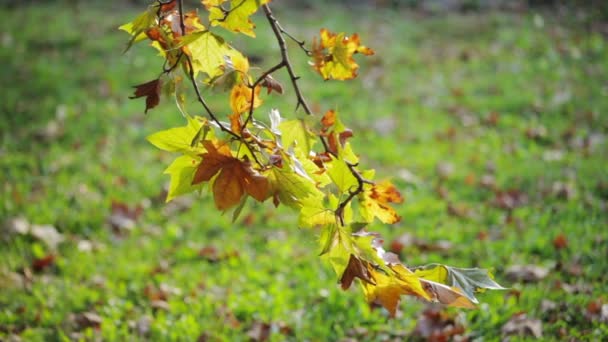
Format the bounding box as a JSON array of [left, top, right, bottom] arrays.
[[121, 0, 504, 316]]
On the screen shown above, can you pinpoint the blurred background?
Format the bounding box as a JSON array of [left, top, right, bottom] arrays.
[[1, 0, 607, 340]]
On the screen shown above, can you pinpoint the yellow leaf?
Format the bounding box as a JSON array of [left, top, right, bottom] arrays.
[[230, 83, 262, 114], [312, 29, 374, 80], [205, 0, 272, 37], [184, 31, 232, 78], [361, 265, 430, 317], [359, 181, 404, 224]]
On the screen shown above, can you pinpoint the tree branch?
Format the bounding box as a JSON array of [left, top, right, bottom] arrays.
[[262, 4, 313, 115]]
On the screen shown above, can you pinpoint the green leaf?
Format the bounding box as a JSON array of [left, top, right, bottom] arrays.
[[119, 6, 157, 52], [268, 165, 323, 209], [164, 155, 203, 202], [326, 158, 358, 194], [320, 224, 353, 276], [207, 0, 271, 37], [147, 116, 206, 153], [278, 119, 315, 155], [299, 196, 335, 228], [184, 31, 232, 79], [414, 264, 506, 304]]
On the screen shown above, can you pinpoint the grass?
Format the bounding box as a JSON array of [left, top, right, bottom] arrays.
[[1, 1, 607, 340]]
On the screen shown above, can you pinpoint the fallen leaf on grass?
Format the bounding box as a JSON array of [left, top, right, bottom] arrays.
[[501, 312, 543, 339], [247, 321, 271, 342], [436, 162, 454, 180], [71, 311, 102, 331], [30, 224, 64, 249], [32, 254, 55, 272], [553, 234, 568, 250], [389, 233, 453, 254], [505, 265, 549, 283], [108, 200, 144, 233], [413, 307, 466, 341], [493, 189, 528, 210], [198, 246, 239, 262], [585, 300, 608, 323]]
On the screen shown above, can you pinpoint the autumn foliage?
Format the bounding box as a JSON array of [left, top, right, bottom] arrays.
[[121, 0, 504, 316]]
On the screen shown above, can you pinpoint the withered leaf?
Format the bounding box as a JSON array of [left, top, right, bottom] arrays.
[[193, 141, 269, 210], [130, 79, 161, 114], [340, 254, 375, 290]]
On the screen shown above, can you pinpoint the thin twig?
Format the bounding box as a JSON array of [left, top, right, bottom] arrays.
[[177, 0, 240, 140], [243, 61, 286, 129], [262, 4, 313, 115]]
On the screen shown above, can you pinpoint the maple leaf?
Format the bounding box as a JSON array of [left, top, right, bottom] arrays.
[[340, 254, 375, 290], [204, 0, 272, 37], [181, 30, 232, 79], [230, 83, 262, 114], [326, 158, 358, 194], [278, 119, 316, 156], [361, 265, 430, 317], [163, 155, 203, 202], [414, 264, 506, 305], [119, 6, 157, 51], [130, 79, 162, 114], [147, 115, 208, 153], [312, 29, 374, 81], [267, 163, 323, 209], [359, 181, 404, 224], [193, 141, 269, 210]]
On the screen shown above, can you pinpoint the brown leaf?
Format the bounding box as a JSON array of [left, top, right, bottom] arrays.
[[130, 79, 161, 114], [493, 189, 528, 210], [32, 254, 55, 272], [75, 312, 102, 330], [193, 141, 269, 210], [501, 313, 543, 339], [505, 265, 549, 283], [247, 321, 271, 342], [260, 74, 283, 95], [108, 200, 143, 233], [340, 255, 375, 290], [414, 307, 466, 341], [553, 233, 568, 250]]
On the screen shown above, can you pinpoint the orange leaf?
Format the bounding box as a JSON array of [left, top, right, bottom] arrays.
[[193, 141, 269, 210], [360, 181, 404, 224], [230, 84, 262, 114]]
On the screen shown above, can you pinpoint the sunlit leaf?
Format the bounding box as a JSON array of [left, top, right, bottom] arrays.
[[311, 29, 374, 80], [164, 155, 203, 202], [359, 181, 403, 224], [147, 116, 206, 153], [119, 6, 157, 51], [414, 264, 506, 304], [205, 0, 272, 37], [326, 158, 358, 194], [230, 83, 262, 114], [278, 119, 315, 155], [130, 79, 161, 114], [193, 141, 269, 210], [183, 30, 232, 79]]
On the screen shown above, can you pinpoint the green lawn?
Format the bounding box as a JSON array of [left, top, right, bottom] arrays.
[[1, 2, 607, 340]]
